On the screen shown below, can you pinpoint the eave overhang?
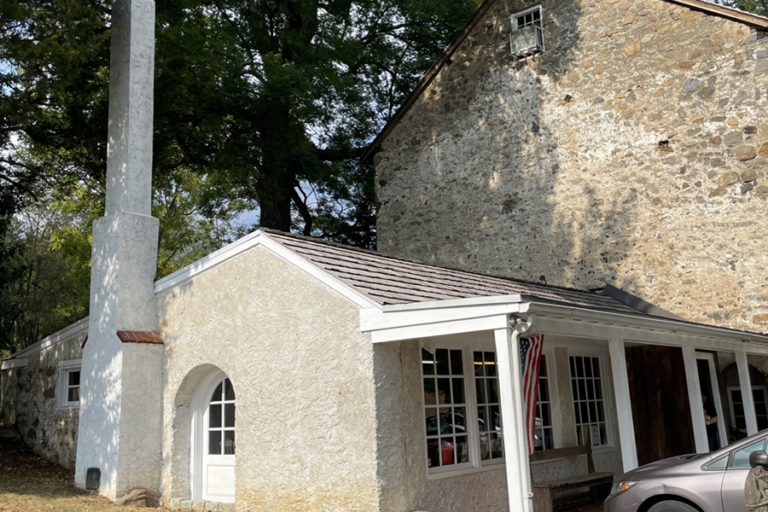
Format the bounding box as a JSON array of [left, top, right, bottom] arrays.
[[361, 295, 768, 352]]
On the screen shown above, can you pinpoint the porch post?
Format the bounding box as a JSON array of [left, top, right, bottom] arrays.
[[608, 339, 638, 472], [681, 345, 709, 453], [736, 350, 758, 436], [494, 323, 533, 512]]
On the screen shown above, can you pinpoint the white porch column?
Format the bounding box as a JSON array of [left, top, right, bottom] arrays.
[[494, 324, 533, 512], [736, 350, 758, 436], [681, 346, 709, 453], [608, 339, 638, 472]]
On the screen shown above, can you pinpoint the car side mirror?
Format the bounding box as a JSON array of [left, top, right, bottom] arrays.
[[749, 450, 768, 469]]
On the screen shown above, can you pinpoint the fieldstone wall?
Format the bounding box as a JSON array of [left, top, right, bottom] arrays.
[[0, 319, 87, 469], [375, 0, 768, 331]]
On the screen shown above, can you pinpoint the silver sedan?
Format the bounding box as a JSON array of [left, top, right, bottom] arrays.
[[604, 431, 768, 512]]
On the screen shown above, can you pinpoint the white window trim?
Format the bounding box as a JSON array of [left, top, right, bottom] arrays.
[[190, 368, 232, 502], [420, 342, 559, 478], [57, 359, 82, 409], [697, 352, 728, 448], [566, 349, 615, 452], [511, 4, 543, 31], [728, 385, 768, 434], [421, 347, 475, 476], [533, 348, 562, 453]]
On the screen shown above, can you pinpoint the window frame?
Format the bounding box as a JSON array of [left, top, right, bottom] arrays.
[[533, 350, 562, 453], [567, 349, 615, 451], [419, 342, 562, 478], [727, 385, 768, 434], [510, 5, 545, 55], [57, 359, 82, 409], [472, 349, 505, 468], [420, 347, 474, 475]]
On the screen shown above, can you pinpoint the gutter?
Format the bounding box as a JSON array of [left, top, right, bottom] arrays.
[[520, 302, 768, 344]]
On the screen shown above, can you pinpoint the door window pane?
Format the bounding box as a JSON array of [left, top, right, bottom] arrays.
[[206, 378, 236, 457]]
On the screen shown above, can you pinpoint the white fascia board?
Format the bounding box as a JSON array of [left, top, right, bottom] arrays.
[[1, 357, 29, 370], [362, 299, 522, 333], [371, 315, 511, 344], [521, 302, 768, 345], [154, 230, 379, 310], [57, 358, 83, 369], [7, 317, 89, 361]]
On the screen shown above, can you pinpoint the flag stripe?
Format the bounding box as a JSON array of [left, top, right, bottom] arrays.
[[520, 334, 545, 455]]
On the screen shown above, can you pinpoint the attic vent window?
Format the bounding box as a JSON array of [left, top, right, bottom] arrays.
[[510, 6, 544, 58]]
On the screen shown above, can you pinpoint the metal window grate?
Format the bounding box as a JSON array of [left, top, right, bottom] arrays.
[[510, 7, 544, 58]]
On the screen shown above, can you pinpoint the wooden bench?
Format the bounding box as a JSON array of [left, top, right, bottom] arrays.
[[530, 444, 613, 512]]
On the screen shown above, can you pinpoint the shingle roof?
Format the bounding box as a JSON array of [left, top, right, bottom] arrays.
[[262, 229, 641, 314]]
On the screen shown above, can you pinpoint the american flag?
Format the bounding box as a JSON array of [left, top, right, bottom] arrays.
[[520, 334, 545, 455]]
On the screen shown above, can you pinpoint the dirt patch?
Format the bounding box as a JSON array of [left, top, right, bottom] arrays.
[[0, 434, 121, 512]]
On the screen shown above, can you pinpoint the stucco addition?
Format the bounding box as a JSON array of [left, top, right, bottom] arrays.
[[158, 246, 380, 511]]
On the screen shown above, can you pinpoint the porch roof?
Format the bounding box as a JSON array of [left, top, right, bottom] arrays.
[[262, 229, 640, 314]]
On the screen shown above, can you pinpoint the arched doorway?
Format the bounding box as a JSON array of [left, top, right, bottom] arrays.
[[191, 369, 236, 503]]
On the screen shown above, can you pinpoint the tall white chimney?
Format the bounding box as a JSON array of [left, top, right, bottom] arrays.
[[75, 0, 164, 500]]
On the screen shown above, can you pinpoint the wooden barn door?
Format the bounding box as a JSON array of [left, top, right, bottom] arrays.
[[625, 346, 695, 466]]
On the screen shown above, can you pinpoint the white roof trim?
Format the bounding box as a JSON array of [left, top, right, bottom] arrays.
[[520, 302, 768, 344], [154, 230, 379, 310], [3, 317, 89, 363], [1, 357, 29, 370], [363, 296, 768, 345]]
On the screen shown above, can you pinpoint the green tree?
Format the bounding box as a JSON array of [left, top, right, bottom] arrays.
[[717, 0, 768, 16], [0, 0, 481, 348], [1, 0, 482, 243]]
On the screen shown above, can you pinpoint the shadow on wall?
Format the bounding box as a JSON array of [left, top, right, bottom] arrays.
[[379, 0, 639, 292], [378, 0, 768, 327]]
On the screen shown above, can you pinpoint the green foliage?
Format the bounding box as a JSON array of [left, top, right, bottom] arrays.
[[0, 0, 482, 349], [716, 0, 768, 16]]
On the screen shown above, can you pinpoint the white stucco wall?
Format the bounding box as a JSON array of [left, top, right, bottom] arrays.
[[157, 246, 380, 512]]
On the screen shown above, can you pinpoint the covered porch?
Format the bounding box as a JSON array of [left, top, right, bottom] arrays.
[[362, 295, 768, 512]]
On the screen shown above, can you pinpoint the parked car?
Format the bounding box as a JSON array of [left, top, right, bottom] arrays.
[[604, 430, 768, 512]]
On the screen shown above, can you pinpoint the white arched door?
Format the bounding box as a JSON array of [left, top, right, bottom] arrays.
[[193, 373, 236, 503]]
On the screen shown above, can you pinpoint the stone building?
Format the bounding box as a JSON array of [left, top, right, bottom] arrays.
[[369, 0, 768, 333], [4, 1, 768, 511], [0, 318, 87, 468]]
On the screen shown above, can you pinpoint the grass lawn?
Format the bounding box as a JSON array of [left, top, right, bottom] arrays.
[[0, 434, 122, 512]]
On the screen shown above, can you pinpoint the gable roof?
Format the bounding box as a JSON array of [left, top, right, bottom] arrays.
[[361, 0, 768, 164], [262, 229, 641, 313]]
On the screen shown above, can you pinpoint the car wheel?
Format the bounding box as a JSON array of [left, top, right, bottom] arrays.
[[648, 501, 699, 512]]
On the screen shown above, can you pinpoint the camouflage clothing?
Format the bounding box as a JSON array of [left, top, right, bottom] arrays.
[[746, 465, 768, 512]]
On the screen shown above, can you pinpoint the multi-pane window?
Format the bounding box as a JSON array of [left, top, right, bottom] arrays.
[[66, 370, 80, 403], [514, 7, 541, 30], [422, 348, 469, 470], [570, 355, 608, 447], [208, 378, 236, 455], [511, 6, 544, 56], [535, 354, 554, 451], [474, 351, 503, 463], [58, 362, 82, 409], [729, 387, 768, 432]]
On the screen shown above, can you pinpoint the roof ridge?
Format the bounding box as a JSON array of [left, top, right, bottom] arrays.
[[261, 228, 615, 299]]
